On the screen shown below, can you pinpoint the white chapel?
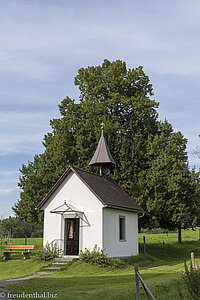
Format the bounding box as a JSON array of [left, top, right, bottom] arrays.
[[37, 125, 144, 257]]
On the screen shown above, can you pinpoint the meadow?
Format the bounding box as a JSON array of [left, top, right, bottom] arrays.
[[0, 230, 200, 299]]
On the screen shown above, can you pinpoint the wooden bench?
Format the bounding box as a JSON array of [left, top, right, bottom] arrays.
[[2, 245, 35, 260]]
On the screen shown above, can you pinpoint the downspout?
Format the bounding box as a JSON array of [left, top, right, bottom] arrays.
[[138, 211, 145, 218]]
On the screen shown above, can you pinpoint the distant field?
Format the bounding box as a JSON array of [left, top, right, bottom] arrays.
[[0, 230, 200, 299], [138, 229, 200, 265], [139, 228, 199, 244]]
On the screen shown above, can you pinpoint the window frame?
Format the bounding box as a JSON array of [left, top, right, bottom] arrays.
[[119, 215, 126, 242]]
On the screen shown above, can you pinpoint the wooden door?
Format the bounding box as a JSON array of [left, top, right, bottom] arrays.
[[64, 218, 79, 255]]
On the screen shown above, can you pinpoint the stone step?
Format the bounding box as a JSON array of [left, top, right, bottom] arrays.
[[44, 266, 61, 270], [53, 260, 72, 263], [51, 256, 78, 267], [53, 259, 72, 262], [54, 256, 78, 261], [54, 257, 78, 262], [51, 262, 68, 266], [52, 260, 72, 264]]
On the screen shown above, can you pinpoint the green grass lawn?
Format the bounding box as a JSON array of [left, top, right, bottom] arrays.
[[0, 261, 190, 300], [0, 237, 44, 281], [0, 230, 200, 299]]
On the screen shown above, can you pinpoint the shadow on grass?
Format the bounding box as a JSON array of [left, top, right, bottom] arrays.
[[136, 239, 200, 268], [2, 275, 135, 299], [3, 273, 190, 300]]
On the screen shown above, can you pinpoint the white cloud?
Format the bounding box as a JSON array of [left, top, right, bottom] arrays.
[[0, 171, 19, 177], [0, 110, 56, 156], [0, 188, 14, 195], [1, 0, 200, 81]]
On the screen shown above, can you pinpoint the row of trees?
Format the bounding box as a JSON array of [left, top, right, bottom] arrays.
[[13, 59, 200, 243], [0, 217, 43, 239]]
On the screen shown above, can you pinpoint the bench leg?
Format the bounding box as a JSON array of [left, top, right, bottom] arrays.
[[3, 252, 11, 261], [23, 252, 30, 260]]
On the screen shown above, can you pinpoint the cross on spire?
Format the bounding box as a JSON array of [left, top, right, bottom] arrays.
[[101, 122, 104, 135]]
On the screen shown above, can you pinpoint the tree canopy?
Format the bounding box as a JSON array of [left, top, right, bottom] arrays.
[[13, 59, 200, 241], [0, 217, 43, 239]]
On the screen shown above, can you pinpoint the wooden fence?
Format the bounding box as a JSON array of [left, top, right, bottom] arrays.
[[134, 264, 156, 299]]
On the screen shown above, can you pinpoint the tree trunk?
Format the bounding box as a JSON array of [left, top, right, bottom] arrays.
[[178, 228, 182, 243]]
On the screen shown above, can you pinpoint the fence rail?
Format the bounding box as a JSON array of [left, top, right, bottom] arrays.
[[135, 264, 156, 300]]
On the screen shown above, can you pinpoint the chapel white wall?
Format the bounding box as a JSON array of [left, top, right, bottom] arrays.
[[42, 171, 103, 252], [103, 208, 138, 257]]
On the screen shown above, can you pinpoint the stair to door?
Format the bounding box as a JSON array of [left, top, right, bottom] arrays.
[[51, 256, 79, 267]]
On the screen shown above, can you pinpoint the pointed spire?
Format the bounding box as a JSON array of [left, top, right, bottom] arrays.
[[89, 123, 116, 171]]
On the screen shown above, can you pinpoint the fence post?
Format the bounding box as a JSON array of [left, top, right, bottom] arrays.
[[135, 264, 140, 299], [143, 236, 146, 253], [191, 252, 196, 270]]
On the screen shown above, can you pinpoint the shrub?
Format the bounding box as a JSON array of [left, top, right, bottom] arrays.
[[79, 245, 110, 267], [35, 242, 62, 261], [183, 261, 200, 299], [109, 258, 126, 268]]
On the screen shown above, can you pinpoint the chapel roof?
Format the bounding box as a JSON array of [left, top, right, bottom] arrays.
[[37, 165, 143, 213]]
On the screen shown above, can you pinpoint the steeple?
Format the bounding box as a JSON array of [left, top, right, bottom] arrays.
[[89, 123, 116, 176]]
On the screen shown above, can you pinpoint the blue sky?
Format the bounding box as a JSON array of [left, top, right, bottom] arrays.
[[1, 0, 200, 218]]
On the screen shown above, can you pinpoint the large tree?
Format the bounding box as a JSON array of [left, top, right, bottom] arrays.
[[138, 121, 200, 242], [13, 60, 200, 242]]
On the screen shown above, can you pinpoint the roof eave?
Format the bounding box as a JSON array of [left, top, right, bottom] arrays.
[[104, 204, 144, 214]]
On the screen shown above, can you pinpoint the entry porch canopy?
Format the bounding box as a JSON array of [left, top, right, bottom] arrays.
[[50, 201, 90, 227]]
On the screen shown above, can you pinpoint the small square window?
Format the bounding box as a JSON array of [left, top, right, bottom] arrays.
[[119, 216, 126, 241]]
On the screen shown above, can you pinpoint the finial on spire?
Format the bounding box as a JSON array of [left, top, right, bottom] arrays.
[[101, 122, 104, 136]]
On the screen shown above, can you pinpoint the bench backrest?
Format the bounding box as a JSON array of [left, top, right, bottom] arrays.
[[5, 245, 35, 250]]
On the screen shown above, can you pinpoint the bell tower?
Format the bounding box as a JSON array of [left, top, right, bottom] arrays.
[[89, 123, 116, 176]]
